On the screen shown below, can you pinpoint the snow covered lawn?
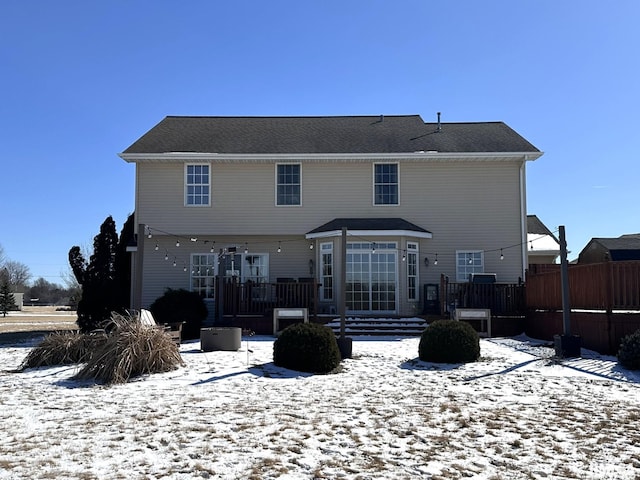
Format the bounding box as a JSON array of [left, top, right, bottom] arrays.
[[1, 334, 639, 479]]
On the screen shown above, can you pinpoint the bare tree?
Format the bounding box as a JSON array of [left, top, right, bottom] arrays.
[[0, 243, 6, 267], [3, 260, 31, 292]]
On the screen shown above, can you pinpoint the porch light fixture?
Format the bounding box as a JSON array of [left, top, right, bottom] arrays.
[[309, 242, 314, 250]]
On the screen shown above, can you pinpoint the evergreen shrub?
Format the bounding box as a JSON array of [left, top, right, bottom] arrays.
[[273, 322, 341, 374], [419, 319, 480, 363], [149, 288, 208, 340], [618, 329, 640, 370]]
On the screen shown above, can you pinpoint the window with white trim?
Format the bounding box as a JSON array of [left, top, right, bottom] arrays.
[[191, 254, 217, 298], [185, 164, 210, 206], [407, 242, 419, 301], [320, 242, 333, 301], [456, 250, 484, 282], [276, 163, 301, 206], [373, 163, 398, 205]]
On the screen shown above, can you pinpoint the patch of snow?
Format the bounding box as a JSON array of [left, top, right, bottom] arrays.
[[0, 333, 639, 479]]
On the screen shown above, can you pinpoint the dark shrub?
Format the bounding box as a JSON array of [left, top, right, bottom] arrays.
[[273, 322, 341, 374], [419, 320, 480, 363], [149, 288, 208, 340], [618, 329, 640, 370]]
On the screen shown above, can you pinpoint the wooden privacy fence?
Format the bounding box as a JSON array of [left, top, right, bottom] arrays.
[[526, 261, 640, 311]]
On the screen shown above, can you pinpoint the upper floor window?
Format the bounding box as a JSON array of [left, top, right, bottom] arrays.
[[185, 164, 210, 206], [456, 250, 484, 282], [373, 163, 398, 205], [276, 163, 301, 206]]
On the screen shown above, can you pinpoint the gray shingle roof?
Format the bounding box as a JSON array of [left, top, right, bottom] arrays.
[[122, 115, 540, 155], [592, 236, 640, 251], [307, 218, 431, 235], [527, 215, 557, 239]]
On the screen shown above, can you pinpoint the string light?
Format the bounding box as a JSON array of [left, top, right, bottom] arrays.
[[244, 243, 249, 254], [144, 225, 559, 278], [172, 258, 177, 267]]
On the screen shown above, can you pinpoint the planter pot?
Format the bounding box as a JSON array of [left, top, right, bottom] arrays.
[[200, 327, 241, 352], [337, 336, 353, 360], [554, 334, 582, 358]]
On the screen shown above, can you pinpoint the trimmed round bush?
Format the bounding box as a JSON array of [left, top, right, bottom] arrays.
[[149, 288, 208, 340], [618, 329, 640, 370], [419, 319, 480, 363], [273, 322, 341, 374]]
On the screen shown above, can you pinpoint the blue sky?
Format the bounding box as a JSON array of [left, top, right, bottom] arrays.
[[1, 1, 638, 285]]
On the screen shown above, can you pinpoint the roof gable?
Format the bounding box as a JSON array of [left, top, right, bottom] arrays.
[[122, 115, 540, 155]]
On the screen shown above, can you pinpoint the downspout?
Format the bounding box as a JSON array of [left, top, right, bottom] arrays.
[[519, 157, 528, 280]]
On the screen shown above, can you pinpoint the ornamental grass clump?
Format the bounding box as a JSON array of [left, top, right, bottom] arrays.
[[73, 313, 184, 385], [419, 319, 480, 364], [273, 322, 341, 374], [618, 329, 640, 370], [20, 331, 107, 370]]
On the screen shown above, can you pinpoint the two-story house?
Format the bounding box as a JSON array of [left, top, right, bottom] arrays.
[[119, 114, 541, 321]]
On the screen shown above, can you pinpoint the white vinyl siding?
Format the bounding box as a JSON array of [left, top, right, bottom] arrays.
[[134, 159, 527, 312]]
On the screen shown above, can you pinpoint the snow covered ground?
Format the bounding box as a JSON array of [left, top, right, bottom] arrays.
[[1, 333, 639, 479]]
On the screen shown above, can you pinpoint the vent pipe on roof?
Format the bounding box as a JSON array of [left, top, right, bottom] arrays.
[[379, 114, 384, 123], [437, 112, 441, 132]]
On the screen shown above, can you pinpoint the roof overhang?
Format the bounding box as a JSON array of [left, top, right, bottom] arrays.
[[306, 229, 433, 240], [119, 151, 543, 164]]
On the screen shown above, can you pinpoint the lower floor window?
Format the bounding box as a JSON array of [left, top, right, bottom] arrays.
[[456, 250, 484, 281], [191, 254, 217, 298]]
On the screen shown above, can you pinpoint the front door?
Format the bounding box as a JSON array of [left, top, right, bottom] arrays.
[[346, 242, 397, 314]]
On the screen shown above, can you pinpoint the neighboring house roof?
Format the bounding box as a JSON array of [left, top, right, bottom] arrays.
[[121, 115, 541, 155], [579, 234, 640, 262], [526, 215, 560, 259], [306, 218, 432, 239]]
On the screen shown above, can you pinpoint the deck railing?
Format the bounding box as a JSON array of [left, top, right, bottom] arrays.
[[219, 279, 319, 317], [440, 275, 526, 316]]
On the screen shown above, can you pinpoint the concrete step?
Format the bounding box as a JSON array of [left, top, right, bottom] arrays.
[[324, 317, 428, 336]]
